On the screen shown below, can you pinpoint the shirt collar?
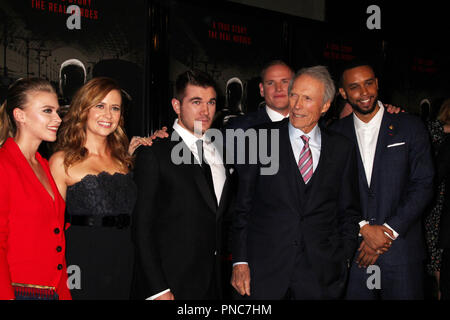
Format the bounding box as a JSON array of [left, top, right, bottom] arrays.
[[173, 119, 207, 149], [353, 101, 385, 130], [265, 105, 289, 122], [288, 121, 321, 145]]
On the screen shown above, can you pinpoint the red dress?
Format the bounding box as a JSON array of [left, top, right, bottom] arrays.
[[0, 138, 71, 300]]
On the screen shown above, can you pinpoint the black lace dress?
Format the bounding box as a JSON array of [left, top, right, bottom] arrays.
[[65, 172, 137, 300]]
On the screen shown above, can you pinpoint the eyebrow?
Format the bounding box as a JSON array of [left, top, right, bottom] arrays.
[[348, 77, 376, 86], [188, 97, 216, 102], [98, 101, 121, 106], [41, 105, 59, 110]]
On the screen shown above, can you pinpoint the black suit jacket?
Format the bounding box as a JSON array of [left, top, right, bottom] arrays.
[[231, 119, 361, 299], [330, 110, 435, 265], [225, 105, 272, 130], [131, 133, 235, 300]]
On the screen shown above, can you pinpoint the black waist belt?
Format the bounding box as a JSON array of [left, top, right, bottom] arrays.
[[68, 214, 131, 229]]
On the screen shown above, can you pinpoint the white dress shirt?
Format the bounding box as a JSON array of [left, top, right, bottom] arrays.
[[265, 105, 289, 122], [148, 119, 226, 300], [288, 122, 321, 173], [353, 101, 399, 239], [353, 101, 384, 187], [173, 119, 226, 203]]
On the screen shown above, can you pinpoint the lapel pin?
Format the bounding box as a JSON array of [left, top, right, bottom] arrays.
[[388, 124, 394, 136]]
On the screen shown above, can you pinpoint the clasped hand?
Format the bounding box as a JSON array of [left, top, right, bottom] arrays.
[[357, 224, 395, 268]]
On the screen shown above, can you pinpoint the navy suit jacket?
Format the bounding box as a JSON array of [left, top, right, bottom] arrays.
[[330, 109, 435, 265], [232, 119, 361, 298]]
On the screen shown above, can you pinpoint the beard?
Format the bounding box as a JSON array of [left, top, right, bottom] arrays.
[[348, 98, 378, 115]]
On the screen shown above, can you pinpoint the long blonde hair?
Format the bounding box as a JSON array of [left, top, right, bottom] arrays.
[[0, 78, 56, 146], [55, 77, 133, 171]]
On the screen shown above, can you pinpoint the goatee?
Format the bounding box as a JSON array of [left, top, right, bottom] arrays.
[[348, 99, 378, 115]]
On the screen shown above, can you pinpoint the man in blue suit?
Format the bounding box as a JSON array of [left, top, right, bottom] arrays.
[[225, 60, 294, 130], [331, 61, 435, 299]]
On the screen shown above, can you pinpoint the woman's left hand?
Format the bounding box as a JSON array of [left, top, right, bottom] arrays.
[[128, 136, 154, 155], [128, 127, 169, 155]]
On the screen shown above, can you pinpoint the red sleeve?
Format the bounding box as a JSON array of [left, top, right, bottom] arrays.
[[0, 164, 14, 300]]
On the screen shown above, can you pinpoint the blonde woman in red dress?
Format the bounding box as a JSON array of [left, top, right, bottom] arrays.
[[0, 78, 71, 300]]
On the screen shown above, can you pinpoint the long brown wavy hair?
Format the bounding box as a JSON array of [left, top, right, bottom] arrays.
[[438, 98, 450, 124], [55, 77, 133, 171]]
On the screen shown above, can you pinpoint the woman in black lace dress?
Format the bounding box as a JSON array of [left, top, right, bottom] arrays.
[[425, 99, 450, 299], [49, 77, 152, 299]]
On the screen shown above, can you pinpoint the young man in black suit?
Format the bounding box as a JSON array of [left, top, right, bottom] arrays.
[[131, 70, 235, 300], [231, 66, 362, 299]]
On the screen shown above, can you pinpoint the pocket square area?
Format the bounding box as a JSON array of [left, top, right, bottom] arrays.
[[387, 142, 406, 148]]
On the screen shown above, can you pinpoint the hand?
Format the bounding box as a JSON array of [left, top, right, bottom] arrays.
[[231, 264, 251, 296], [128, 136, 154, 155], [360, 224, 394, 252], [154, 291, 174, 300], [127, 127, 169, 155], [151, 126, 169, 139], [385, 104, 404, 114], [355, 240, 380, 268]]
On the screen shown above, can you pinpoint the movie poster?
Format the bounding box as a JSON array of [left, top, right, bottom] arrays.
[[166, 0, 287, 129], [0, 0, 146, 138]]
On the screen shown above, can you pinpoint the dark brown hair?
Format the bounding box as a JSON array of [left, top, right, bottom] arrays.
[[174, 69, 217, 102]]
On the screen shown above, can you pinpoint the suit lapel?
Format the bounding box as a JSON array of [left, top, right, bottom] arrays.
[[346, 116, 370, 190], [302, 127, 334, 203], [259, 106, 271, 124], [193, 163, 218, 214], [370, 109, 395, 191], [169, 137, 218, 214], [279, 120, 305, 212]]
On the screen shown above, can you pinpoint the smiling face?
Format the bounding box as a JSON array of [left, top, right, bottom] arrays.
[[259, 64, 293, 114], [339, 65, 379, 121], [172, 84, 216, 136], [15, 91, 62, 142], [288, 74, 331, 133], [86, 89, 122, 138]]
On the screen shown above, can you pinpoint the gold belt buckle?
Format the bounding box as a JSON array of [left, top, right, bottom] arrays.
[[12, 283, 56, 290]]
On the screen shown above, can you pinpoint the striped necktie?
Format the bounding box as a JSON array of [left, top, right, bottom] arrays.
[[298, 135, 313, 184]]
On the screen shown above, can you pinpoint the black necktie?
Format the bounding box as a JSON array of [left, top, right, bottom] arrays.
[[196, 139, 218, 208]]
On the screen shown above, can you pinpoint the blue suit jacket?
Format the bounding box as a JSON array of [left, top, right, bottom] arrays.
[[330, 109, 435, 265]]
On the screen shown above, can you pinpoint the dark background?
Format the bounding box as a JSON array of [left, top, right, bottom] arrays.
[[1, 0, 449, 136]]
